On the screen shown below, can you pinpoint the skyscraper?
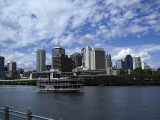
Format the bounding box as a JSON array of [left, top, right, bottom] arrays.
[[135, 56, 141, 69], [116, 59, 125, 69], [52, 45, 73, 72], [70, 52, 82, 68], [36, 49, 46, 72], [9, 61, 16, 73], [52, 45, 65, 57], [52, 45, 65, 69], [91, 48, 106, 70], [125, 55, 133, 70], [0, 56, 4, 73], [142, 62, 147, 70], [81, 46, 92, 70], [106, 54, 112, 68], [106, 54, 113, 75]]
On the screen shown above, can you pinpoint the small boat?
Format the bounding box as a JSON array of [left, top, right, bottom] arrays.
[[37, 77, 84, 93]]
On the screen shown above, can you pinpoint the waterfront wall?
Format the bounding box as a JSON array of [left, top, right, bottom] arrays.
[[83, 75, 160, 86]]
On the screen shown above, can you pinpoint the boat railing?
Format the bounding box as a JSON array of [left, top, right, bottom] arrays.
[[38, 82, 83, 86], [0, 106, 54, 120]]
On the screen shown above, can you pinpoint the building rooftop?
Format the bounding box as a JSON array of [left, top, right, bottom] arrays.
[[52, 42, 64, 49]]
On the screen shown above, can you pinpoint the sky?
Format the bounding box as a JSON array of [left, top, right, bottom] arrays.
[[0, 0, 160, 71]]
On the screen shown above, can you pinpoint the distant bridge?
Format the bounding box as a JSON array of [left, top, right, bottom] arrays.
[[0, 79, 37, 82]]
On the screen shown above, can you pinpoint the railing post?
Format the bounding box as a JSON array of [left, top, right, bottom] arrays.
[[4, 106, 9, 120], [27, 109, 32, 120]]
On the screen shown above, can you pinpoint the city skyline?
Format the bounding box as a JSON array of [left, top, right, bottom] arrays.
[[0, 0, 160, 70], [0, 46, 150, 71]]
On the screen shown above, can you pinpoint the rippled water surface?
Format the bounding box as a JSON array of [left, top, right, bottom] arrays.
[[0, 85, 160, 120]]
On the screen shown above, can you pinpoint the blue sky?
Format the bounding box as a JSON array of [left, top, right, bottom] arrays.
[[0, 0, 160, 70]]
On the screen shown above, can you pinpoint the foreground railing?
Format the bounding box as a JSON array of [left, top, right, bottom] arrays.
[[0, 106, 54, 120]]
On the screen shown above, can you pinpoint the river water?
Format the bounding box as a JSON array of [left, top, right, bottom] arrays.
[[0, 85, 160, 120]]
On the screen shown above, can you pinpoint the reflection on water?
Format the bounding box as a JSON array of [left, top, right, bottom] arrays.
[[0, 85, 160, 120]]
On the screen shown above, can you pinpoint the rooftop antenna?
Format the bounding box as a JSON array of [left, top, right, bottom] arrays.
[[57, 41, 62, 47], [58, 41, 60, 46]]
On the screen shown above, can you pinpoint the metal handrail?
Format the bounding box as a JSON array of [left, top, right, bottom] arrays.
[[10, 110, 26, 115], [32, 115, 54, 120], [0, 106, 54, 120], [9, 113, 26, 119]]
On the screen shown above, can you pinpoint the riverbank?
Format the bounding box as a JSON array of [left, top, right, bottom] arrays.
[[83, 75, 160, 86], [1, 77, 160, 86], [0, 80, 37, 85]]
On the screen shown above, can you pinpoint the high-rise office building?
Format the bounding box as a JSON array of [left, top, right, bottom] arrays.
[[142, 62, 147, 70], [106, 54, 112, 68], [116, 59, 125, 69], [135, 56, 141, 69], [125, 55, 133, 70], [9, 61, 16, 72], [52, 54, 73, 72], [70, 52, 82, 68], [4, 65, 8, 72], [142, 62, 150, 70], [0, 56, 4, 73], [36, 49, 46, 72], [91, 48, 106, 70], [81, 46, 92, 70], [106, 54, 112, 75], [52, 45, 65, 69], [52, 45, 73, 72], [81, 46, 106, 70]]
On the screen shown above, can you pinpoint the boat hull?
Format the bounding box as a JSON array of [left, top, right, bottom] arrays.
[[40, 89, 83, 93]]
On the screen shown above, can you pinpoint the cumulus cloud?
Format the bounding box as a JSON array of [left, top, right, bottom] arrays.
[[17, 61, 34, 71], [111, 44, 159, 62], [137, 52, 151, 61], [95, 0, 160, 40], [79, 34, 99, 44], [66, 47, 81, 56], [1, 38, 17, 45], [2, 49, 36, 71], [112, 48, 133, 60], [0, 0, 159, 48], [0, 0, 98, 48]]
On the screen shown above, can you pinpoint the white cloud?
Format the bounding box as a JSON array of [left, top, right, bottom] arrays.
[[135, 44, 160, 53], [110, 8, 119, 16], [2, 49, 36, 70], [112, 48, 133, 60], [137, 52, 151, 62], [66, 47, 81, 56], [0, 0, 160, 70], [79, 34, 99, 44], [109, 44, 160, 63], [0, 0, 159, 48], [0, 0, 98, 48], [17, 61, 34, 71], [127, 24, 149, 34]]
